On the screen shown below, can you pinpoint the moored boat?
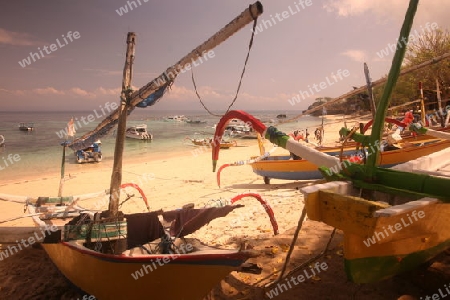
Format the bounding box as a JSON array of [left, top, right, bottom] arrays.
[[125, 124, 152, 140], [75, 140, 102, 163], [186, 119, 207, 124], [0, 135, 4, 147], [187, 137, 237, 149], [163, 115, 188, 122], [11, 185, 261, 300], [225, 124, 258, 139], [18, 122, 34, 131]]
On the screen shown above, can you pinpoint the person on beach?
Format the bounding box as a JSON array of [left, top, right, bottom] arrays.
[[315, 127, 323, 145], [288, 130, 303, 160], [400, 109, 414, 132], [289, 130, 304, 141]]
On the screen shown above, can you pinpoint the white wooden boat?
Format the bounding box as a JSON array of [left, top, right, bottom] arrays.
[[125, 124, 152, 140]]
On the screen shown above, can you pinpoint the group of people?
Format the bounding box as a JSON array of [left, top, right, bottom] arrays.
[[289, 129, 308, 142], [289, 127, 323, 144], [288, 127, 324, 160]]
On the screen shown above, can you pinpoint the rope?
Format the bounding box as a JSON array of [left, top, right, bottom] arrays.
[[192, 17, 259, 117]]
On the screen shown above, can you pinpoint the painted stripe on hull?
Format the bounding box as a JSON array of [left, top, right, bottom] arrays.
[[253, 170, 323, 180], [344, 238, 450, 283]]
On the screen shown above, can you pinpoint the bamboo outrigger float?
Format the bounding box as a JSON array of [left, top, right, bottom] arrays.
[[212, 0, 450, 284]]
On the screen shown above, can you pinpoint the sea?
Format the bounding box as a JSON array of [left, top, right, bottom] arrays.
[[0, 110, 324, 182]]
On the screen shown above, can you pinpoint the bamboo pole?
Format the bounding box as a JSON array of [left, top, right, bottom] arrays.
[[108, 32, 136, 217], [57, 143, 66, 197], [419, 81, 426, 124], [364, 62, 376, 117], [365, 0, 419, 177], [436, 78, 445, 127], [69, 2, 263, 151], [281, 52, 450, 124]]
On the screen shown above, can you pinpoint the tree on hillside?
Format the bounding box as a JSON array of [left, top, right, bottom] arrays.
[[389, 28, 450, 108], [371, 28, 450, 117]]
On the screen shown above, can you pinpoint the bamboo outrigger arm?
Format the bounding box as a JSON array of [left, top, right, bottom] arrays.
[[68, 2, 263, 151]]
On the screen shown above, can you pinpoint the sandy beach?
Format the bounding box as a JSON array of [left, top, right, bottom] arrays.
[[1, 116, 449, 300]]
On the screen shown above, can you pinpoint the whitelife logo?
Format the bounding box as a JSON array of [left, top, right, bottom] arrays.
[[18, 31, 81, 68], [363, 210, 425, 247]]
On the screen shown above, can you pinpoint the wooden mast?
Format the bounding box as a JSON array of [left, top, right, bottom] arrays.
[[108, 32, 136, 217]]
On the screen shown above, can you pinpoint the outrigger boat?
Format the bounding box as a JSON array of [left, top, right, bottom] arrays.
[[187, 137, 237, 149], [251, 136, 449, 184], [7, 3, 266, 300], [211, 0, 450, 285]]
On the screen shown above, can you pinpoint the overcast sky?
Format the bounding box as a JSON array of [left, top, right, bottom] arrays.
[[1, 0, 449, 112]]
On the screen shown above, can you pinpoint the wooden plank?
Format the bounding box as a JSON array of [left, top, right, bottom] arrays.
[[316, 190, 388, 237]]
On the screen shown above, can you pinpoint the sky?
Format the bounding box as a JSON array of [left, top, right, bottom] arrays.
[[1, 0, 449, 112]]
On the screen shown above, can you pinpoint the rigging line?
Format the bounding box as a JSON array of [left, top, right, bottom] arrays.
[[192, 17, 259, 117]]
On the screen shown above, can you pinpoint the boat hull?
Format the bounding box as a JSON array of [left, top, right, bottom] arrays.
[[42, 241, 248, 300], [191, 140, 236, 149], [125, 133, 152, 140], [301, 181, 450, 283], [252, 140, 450, 181]]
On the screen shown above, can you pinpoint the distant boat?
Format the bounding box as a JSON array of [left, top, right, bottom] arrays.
[[276, 114, 287, 119], [75, 140, 102, 163], [0, 135, 4, 147], [186, 119, 207, 124], [125, 124, 153, 140], [186, 137, 236, 149], [18, 122, 34, 131], [224, 124, 257, 139], [164, 115, 188, 122]]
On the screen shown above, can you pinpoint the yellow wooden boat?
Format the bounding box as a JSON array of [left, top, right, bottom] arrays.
[[252, 139, 450, 183], [188, 137, 237, 149]]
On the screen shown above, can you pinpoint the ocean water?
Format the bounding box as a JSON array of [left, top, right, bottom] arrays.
[[0, 110, 323, 182]]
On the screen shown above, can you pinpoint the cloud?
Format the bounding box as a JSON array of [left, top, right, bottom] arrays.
[[323, 0, 450, 27], [95, 87, 121, 95], [0, 86, 121, 98], [341, 50, 367, 63], [33, 87, 65, 95], [69, 87, 96, 98], [0, 28, 43, 46]]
